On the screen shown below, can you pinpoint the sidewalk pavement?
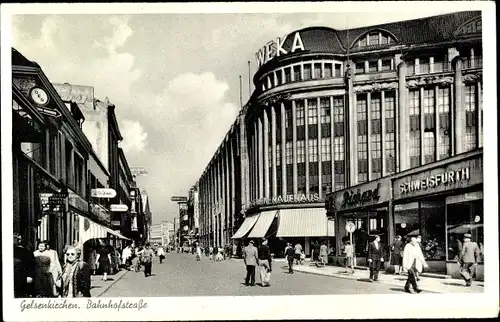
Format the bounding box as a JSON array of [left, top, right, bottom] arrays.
[[90, 269, 129, 297], [230, 257, 483, 294], [290, 261, 484, 294]]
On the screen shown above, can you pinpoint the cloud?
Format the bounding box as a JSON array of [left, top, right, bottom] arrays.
[[119, 120, 148, 155]]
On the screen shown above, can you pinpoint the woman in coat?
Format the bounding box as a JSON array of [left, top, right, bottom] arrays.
[[59, 246, 91, 298], [390, 235, 403, 275], [33, 241, 59, 297], [95, 243, 112, 281]]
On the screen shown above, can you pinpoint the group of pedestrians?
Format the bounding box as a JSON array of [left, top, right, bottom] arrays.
[[242, 239, 272, 287], [14, 234, 91, 298]]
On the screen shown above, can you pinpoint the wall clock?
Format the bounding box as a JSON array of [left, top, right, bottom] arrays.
[[30, 87, 49, 106]]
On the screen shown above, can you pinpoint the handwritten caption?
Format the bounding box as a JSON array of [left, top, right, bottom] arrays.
[[20, 299, 148, 312]]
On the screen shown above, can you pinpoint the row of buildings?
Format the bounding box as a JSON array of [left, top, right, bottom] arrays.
[[12, 48, 152, 262], [189, 11, 484, 278]]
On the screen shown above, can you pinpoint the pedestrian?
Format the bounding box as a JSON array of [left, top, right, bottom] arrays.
[[14, 234, 36, 298], [122, 245, 132, 270], [33, 241, 61, 297], [141, 243, 154, 277], [88, 247, 97, 275], [243, 240, 259, 286], [294, 243, 302, 265], [41, 241, 63, 296], [95, 242, 112, 281], [285, 243, 295, 274], [458, 233, 480, 287], [415, 235, 423, 281], [157, 245, 166, 264], [319, 242, 329, 266], [209, 245, 214, 260], [215, 246, 224, 261], [258, 239, 272, 287], [133, 245, 144, 272], [390, 235, 404, 275], [402, 236, 428, 294], [195, 243, 202, 261], [232, 243, 237, 257], [367, 235, 384, 282], [59, 246, 91, 298], [343, 240, 354, 274]]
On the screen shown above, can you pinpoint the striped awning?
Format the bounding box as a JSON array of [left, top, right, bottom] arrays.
[[248, 210, 277, 238], [277, 208, 330, 237], [80, 217, 109, 245], [103, 227, 131, 241], [231, 214, 260, 239]]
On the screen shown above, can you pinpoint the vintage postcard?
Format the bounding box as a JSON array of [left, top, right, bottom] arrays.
[[1, 1, 498, 321]]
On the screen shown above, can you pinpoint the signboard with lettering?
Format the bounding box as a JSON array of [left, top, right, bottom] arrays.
[[40, 193, 64, 212], [255, 32, 306, 69], [130, 167, 148, 177], [110, 204, 129, 212], [393, 156, 482, 200], [111, 220, 121, 227], [330, 179, 391, 212], [91, 188, 117, 199], [171, 196, 188, 202], [248, 193, 321, 209]]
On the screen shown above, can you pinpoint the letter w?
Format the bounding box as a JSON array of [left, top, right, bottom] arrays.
[[256, 48, 266, 67]]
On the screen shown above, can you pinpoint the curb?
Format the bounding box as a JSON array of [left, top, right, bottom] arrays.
[[293, 268, 442, 294], [94, 270, 129, 298]]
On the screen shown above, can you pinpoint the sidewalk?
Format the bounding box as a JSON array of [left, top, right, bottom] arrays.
[[90, 269, 129, 297], [290, 261, 484, 294]]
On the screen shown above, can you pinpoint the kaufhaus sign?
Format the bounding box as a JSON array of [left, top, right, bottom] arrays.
[[393, 155, 482, 199], [249, 193, 320, 208]]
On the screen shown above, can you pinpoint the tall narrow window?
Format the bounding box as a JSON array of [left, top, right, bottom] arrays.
[[480, 83, 483, 147], [423, 88, 435, 164], [286, 141, 293, 194], [384, 91, 396, 174], [409, 90, 421, 168], [308, 100, 318, 125], [276, 144, 281, 166], [333, 96, 345, 190], [293, 65, 301, 81], [296, 100, 305, 127], [334, 64, 342, 77], [297, 140, 306, 194], [464, 84, 477, 151], [356, 62, 365, 74], [324, 63, 333, 78], [308, 139, 318, 162], [309, 138, 319, 194], [314, 63, 322, 79], [284, 67, 291, 83], [320, 97, 331, 138], [438, 87, 451, 159], [369, 33, 379, 46], [304, 64, 312, 80], [276, 70, 283, 85], [296, 140, 305, 163], [321, 137, 332, 193], [371, 93, 382, 179], [357, 94, 368, 183], [368, 61, 378, 73], [419, 58, 430, 74]]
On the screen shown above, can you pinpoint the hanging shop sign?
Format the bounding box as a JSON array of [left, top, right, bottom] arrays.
[[91, 188, 117, 199], [110, 204, 129, 212], [171, 196, 188, 202], [40, 192, 66, 212], [111, 220, 121, 227], [255, 32, 306, 68], [249, 193, 320, 209], [393, 155, 482, 199]]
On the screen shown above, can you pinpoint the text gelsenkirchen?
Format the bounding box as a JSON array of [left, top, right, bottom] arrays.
[[87, 299, 148, 311], [20, 299, 79, 312]]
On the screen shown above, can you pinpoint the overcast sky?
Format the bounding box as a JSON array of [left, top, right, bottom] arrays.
[[11, 5, 468, 224]]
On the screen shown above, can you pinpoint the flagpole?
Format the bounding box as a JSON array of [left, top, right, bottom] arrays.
[[239, 75, 243, 108]]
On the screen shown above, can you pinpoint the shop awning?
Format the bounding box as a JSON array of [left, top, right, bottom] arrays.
[[104, 227, 131, 241], [231, 214, 260, 239], [276, 208, 329, 237], [247, 210, 277, 238], [80, 217, 109, 245]]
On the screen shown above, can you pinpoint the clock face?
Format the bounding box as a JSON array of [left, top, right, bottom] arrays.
[[30, 87, 49, 106]]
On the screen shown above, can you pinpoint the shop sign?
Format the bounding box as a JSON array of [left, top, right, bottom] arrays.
[[110, 204, 129, 212], [90, 203, 110, 222], [255, 32, 306, 68], [341, 183, 381, 208], [393, 157, 482, 199], [249, 193, 320, 209], [91, 188, 116, 198], [111, 220, 121, 227], [171, 196, 188, 202], [399, 167, 471, 195], [40, 193, 65, 212]]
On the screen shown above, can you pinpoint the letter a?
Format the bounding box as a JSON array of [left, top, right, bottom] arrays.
[[291, 32, 305, 52]]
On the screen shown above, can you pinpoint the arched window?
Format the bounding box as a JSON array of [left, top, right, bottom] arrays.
[[354, 30, 397, 48]]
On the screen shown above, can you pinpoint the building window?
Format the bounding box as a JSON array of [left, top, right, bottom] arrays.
[[286, 142, 293, 164], [381, 34, 391, 44], [304, 64, 312, 80], [355, 62, 365, 74], [371, 93, 381, 179], [464, 84, 477, 151], [74, 154, 85, 196], [309, 162, 319, 194], [423, 88, 435, 164], [437, 87, 451, 159], [321, 137, 331, 162], [268, 75, 273, 89], [320, 97, 331, 124], [358, 36, 367, 47], [293, 65, 301, 81], [385, 91, 396, 174], [357, 92, 368, 183], [322, 161, 332, 193], [65, 141, 73, 186], [368, 61, 378, 73], [308, 99, 318, 125], [276, 144, 281, 166], [334, 136, 345, 190], [419, 58, 430, 74], [324, 63, 333, 78], [313, 63, 322, 79], [433, 53, 449, 72], [268, 145, 272, 169], [297, 140, 305, 163], [369, 33, 379, 46], [276, 70, 283, 85], [296, 100, 305, 127], [334, 64, 342, 77], [381, 59, 392, 71], [308, 139, 318, 162], [285, 67, 291, 83], [409, 90, 421, 168], [285, 108, 293, 129]]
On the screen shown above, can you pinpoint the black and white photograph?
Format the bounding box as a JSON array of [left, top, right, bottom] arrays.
[[1, 2, 498, 321]]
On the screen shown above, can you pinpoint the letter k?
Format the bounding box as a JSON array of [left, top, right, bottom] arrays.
[[276, 37, 287, 56]]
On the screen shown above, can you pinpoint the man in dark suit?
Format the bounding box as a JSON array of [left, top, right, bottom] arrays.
[[243, 240, 259, 286], [367, 235, 384, 281]]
